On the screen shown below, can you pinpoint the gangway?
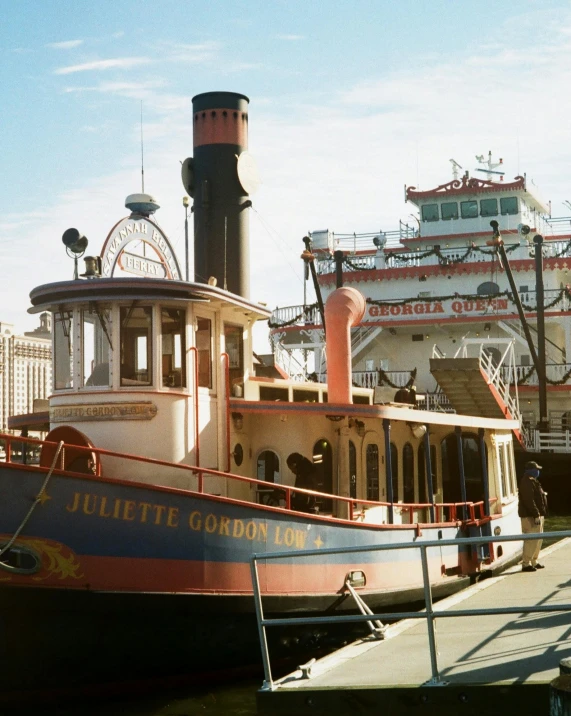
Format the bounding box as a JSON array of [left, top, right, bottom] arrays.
[[429, 338, 523, 445]]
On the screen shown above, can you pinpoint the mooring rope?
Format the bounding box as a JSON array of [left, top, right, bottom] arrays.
[[0, 440, 65, 567]]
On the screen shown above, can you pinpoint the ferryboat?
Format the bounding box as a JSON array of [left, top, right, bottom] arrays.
[[0, 94, 523, 697]]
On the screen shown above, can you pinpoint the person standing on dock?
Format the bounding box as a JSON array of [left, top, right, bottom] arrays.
[[518, 461, 548, 572]]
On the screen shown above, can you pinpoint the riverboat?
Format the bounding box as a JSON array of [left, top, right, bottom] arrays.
[[270, 153, 571, 504], [0, 94, 523, 697]]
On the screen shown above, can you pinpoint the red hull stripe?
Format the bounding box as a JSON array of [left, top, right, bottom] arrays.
[[10, 553, 455, 595]]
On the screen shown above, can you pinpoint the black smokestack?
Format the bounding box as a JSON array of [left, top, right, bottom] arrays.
[[191, 91, 251, 298]]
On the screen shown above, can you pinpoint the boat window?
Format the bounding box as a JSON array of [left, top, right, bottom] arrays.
[[441, 432, 487, 504], [83, 307, 112, 388], [418, 443, 437, 503], [390, 442, 398, 502], [257, 450, 280, 483], [195, 317, 212, 389], [259, 386, 288, 401], [498, 442, 508, 497], [120, 306, 152, 387], [403, 442, 414, 503], [421, 204, 439, 222], [507, 442, 517, 494], [480, 198, 498, 217], [161, 308, 186, 388], [349, 440, 357, 499], [54, 310, 74, 390], [366, 443, 379, 501], [460, 200, 478, 219], [293, 389, 319, 403], [224, 324, 244, 397], [500, 197, 518, 215], [441, 202, 458, 220]]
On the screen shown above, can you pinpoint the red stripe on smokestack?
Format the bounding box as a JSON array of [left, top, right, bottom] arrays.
[[193, 109, 248, 148], [325, 287, 366, 404]]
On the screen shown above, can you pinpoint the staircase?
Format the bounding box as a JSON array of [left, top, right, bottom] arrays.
[[429, 338, 523, 444]]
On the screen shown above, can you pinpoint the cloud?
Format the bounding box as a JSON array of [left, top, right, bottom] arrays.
[[63, 80, 166, 98], [163, 41, 221, 64], [55, 57, 151, 75], [47, 40, 84, 50]]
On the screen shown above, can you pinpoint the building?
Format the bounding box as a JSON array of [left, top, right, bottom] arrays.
[[0, 313, 52, 432]]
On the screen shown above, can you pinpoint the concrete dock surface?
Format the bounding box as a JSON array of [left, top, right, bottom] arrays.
[[257, 537, 571, 716]]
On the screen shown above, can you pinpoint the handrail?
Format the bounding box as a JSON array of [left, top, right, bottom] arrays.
[[221, 352, 231, 472], [251, 531, 571, 690], [187, 346, 200, 468], [0, 431, 497, 529]]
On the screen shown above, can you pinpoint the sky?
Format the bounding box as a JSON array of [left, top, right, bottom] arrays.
[[2, 0, 571, 351]]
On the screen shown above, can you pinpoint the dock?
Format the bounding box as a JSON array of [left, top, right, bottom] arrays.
[[257, 537, 571, 716]]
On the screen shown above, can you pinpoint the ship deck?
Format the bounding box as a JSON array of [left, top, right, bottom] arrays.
[[257, 536, 571, 716]]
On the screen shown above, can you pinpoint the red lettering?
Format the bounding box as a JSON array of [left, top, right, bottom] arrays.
[[402, 304, 413, 315], [369, 305, 379, 317], [390, 305, 401, 315], [452, 301, 462, 313], [414, 303, 425, 314]]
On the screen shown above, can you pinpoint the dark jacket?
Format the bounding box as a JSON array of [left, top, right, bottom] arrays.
[[518, 473, 548, 518]]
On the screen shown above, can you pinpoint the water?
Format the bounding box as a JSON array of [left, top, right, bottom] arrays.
[[8, 623, 372, 716], [24, 680, 259, 716]]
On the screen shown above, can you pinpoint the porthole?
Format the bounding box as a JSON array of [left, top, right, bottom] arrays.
[[0, 544, 42, 574], [233, 443, 244, 467]]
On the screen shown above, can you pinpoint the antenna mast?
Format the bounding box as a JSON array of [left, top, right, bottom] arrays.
[[140, 101, 145, 193]]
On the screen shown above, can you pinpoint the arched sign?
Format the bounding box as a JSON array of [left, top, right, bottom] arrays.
[[100, 216, 182, 280]]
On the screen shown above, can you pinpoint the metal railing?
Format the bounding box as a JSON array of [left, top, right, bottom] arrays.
[[251, 531, 571, 690], [269, 287, 570, 330], [0, 432, 493, 525]]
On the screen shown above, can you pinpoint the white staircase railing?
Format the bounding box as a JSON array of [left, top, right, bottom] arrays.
[[453, 337, 521, 423], [350, 325, 383, 362], [273, 342, 310, 382]]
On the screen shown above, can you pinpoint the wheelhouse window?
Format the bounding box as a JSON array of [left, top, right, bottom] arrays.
[[83, 307, 112, 387], [224, 324, 244, 396], [480, 198, 498, 217], [366, 443, 379, 501], [421, 204, 439, 222], [120, 306, 152, 386], [441, 202, 458, 220], [161, 308, 186, 388], [500, 197, 518, 215], [460, 200, 478, 219], [196, 317, 212, 389], [54, 310, 74, 390]]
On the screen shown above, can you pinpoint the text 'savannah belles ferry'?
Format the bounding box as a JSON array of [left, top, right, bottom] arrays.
[[0, 94, 522, 698]]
